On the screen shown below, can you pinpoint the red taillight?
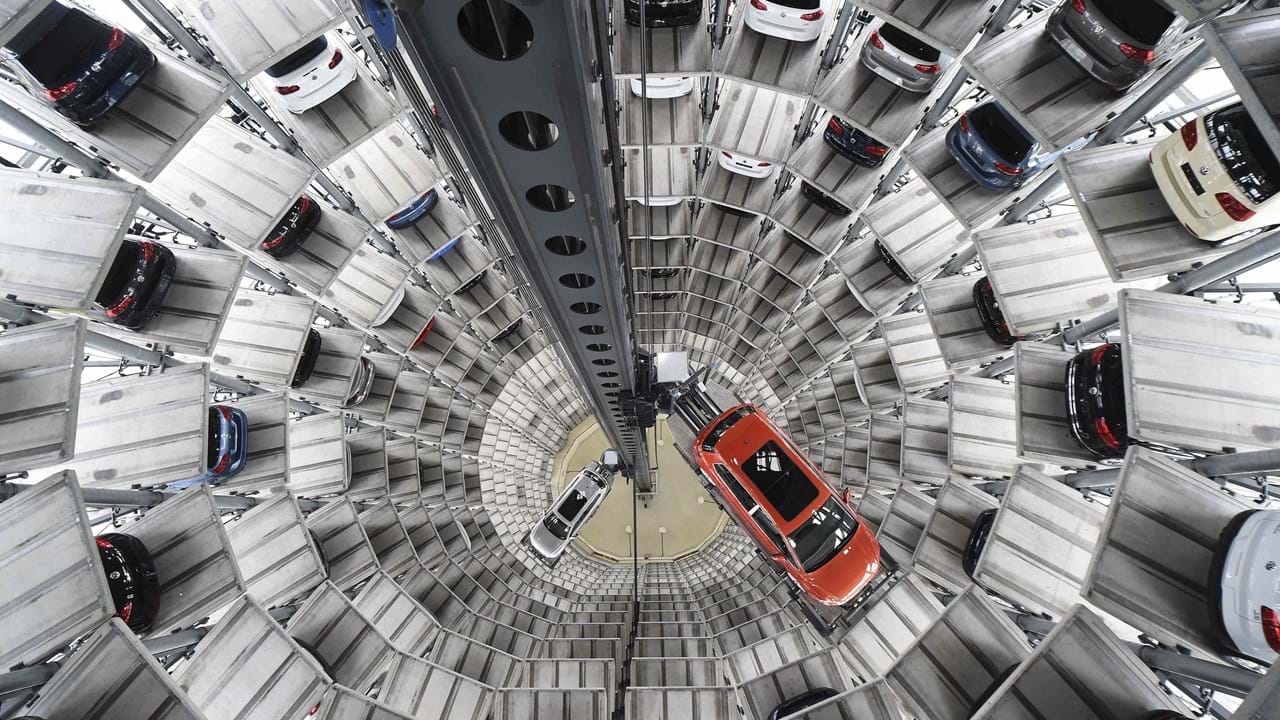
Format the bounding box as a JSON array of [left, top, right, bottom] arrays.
[[218, 405, 231, 421], [1119, 43, 1155, 63], [107, 28, 125, 52], [870, 32, 884, 50], [1090, 344, 1109, 364], [140, 241, 154, 262], [263, 234, 286, 249], [45, 81, 79, 101], [914, 63, 941, 74], [958, 114, 970, 133], [106, 294, 133, 318], [1181, 120, 1198, 150], [328, 49, 343, 69], [212, 453, 231, 475], [1093, 417, 1121, 449], [413, 318, 435, 349], [298, 196, 312, 213], [800, 9, 823, 20], [119, 601, 133, 623], [866, 145, 888, 157], [759, 162, 772, 167], [1071, 0, 1086, 12], [750, 0, 767, 8], [307, 703, 321, 718], [1216, 192, 1256, 222], [1262, 606, 1280, 654], [995, 161, 1023, 176], [96, 537, 111, 549], [827, 117, 844, 135], [721, 151, 733, 158], [276, 85, 301, 95]]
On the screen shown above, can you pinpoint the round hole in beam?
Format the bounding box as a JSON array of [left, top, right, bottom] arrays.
[[546, 235, 586, 256], [559, 272, 596, 289], [498, 111, 559, 150], [598, 371, 619, 378], [579, 324, 607, 335], [570, 301, 602, 315], [526, 184, 575, 212], [591, 358, 616, 366], [586, 343, 612, 352], [456, 0, 533, 61]]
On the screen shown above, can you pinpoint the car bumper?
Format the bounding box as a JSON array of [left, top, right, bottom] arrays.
[[1047, 11, 1145, 92], [972, 281, 1016, 346], [629, 77, 696, 98], [119, 249, 175, 330], [860, 47, 937, 93], [1214, 509, 1279, 663], [717, 153, 773, 178], [1149, 138, 1237, 242], [1063, 354, 1121, 458], [61, 44, 156, 126], [744, 11, 822, 42]]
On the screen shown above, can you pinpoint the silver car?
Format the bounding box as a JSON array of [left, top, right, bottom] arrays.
[[860, 20, 947, 94], [525, 451, 619, 567], [1047, 0, 1185, 92]]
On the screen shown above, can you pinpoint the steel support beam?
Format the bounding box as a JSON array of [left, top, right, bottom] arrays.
[[395, 0, 652, 488], [0, 479, 323, 512], [1133, 645, 1261, 697], [819, 1, 855, 70], [1069, 446, 1280, 489]]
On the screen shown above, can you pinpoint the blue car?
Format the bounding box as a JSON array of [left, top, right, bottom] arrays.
[[386, 189, 439, 229], [822, 116, 889, 168], [946, 102, 1043, 191], [171, 405, 248, 488]]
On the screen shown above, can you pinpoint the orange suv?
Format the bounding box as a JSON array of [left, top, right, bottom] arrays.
[[693, 404, 882, 606]]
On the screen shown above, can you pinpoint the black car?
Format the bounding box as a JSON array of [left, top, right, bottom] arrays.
[[800, 181, 852, 216], [493, 317, 524, 343], [962, 509, 997, 579], [874, 240, 912, 283], [768, 687, 840, 720], [2, 2, 155, 126], [624, 0, 702, 28], [1065, 342, 1129, 459], [96, 532, 160, 632], [456, 269, 489, 295], [973, 277, 1017, 346], [822, 116, 889, 168], [95, 239, 176, 330], [262, 195, 322, 258], [291, 328, 322, 388]]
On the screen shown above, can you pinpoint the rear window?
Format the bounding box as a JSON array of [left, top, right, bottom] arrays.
[[772, 0, 822, 8], [1207, 104, 1280, 205], [266, 36, 328, 78], [878, 23, 940, 62], [970, 103, 1034, 164], [740, 441, 819, 522], [17, 7, 111, 87], [1091, 0, 1175, 46]]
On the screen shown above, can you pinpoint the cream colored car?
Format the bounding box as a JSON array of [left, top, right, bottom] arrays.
[[1150, 103, 1280, 242]]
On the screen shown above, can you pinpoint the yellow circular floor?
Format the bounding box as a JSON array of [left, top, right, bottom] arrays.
[[552, 415, 727, 562]]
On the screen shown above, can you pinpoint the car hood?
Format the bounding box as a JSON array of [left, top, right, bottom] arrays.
[[796, 523, 882, 605]]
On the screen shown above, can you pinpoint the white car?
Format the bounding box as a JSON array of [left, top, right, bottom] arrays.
[[1150, 103, 1280, 243], [718, 150, 776, 179], [265, 35, 358, 114], [344, 356, 375, 407], [1215, 509, 1280, 663], [634, 195, 685, 206], [743, 0, 825, 42], [526, 452, 619, 567], [630, 75, 696, 99]]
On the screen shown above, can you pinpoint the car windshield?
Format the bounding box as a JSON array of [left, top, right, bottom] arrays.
[[1090, 0, 1175, 46], [879, 23, 941, 62], [740, 441, 820, 522], [19, 8, 110, 87], [788, 497, 858, 573], [555, 488, 591, 523], [1207, 104, 1280, 205], [970, 103, 1034, 163], [543, 514, 570, 540], [772, 0, 822, 8], [266, 36, 328, 78]]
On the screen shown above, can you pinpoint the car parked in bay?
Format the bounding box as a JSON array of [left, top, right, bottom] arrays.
[[823, 115, 889, 168], [95, 532, 160, 632], [1064, 342, 1130, 459], [264, 35, 357, 114], [800, 181, 851, 216], [860, 20, 946, 93], [630, 75, 696, 98], [262, 195, 322, 259], [624, 0, 702, 28], [973, 277, 1018, 346], [292, 328, 322, 388], [95, 239, 175, 331], [1150, 102, 1280, 243], [1, 2, 155, 126], [691, 404, 882, 606], [744, 0, 826, 43], [718, 150, 775, 179], [169, 405, 249, 489], [1047, 0, 1186, 92], [526, 452, 619, 567], [768, 688, 840, 719], [1212, 509, 1280, 664]]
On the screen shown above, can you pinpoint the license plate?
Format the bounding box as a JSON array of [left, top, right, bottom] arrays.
[[1180, 162, 1205, 196]]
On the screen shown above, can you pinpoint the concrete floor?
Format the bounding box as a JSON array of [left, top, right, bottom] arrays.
[[553, 416, 727, 562]]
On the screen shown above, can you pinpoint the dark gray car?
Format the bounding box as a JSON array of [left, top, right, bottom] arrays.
[[1047, 0, 1185, 92]]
